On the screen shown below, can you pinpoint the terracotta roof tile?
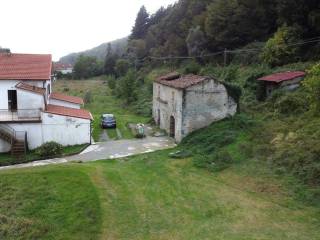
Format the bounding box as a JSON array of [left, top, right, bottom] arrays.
[[0, 53, 52, 80], [45, 104, 92, 120], [155, 73, 210, 89], [258, 71, 306, 83], [16, 82, 46, 95], [50, 92, 84, 105]]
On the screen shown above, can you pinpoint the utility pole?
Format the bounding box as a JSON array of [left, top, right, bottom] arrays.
[[224, 48, 228, 67]]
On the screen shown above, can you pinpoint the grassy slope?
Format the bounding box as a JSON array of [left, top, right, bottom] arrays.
[[1, 149, 319, 239], [0, 166, 101, 240], [53, 79, 149, 141]]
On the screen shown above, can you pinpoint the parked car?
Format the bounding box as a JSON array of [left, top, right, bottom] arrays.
[[101, 114, 116, 128]]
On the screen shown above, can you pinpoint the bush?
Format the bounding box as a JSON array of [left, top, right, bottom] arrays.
[[35, 142, 63, 158], [84, 91, 92, 104], [274, 92, 309, 115], [261, 25, 302, 67], [303, 63, 320, 114], [183, 61, 201, 74]]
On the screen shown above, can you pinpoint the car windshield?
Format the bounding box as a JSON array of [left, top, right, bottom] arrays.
[[102, 115, 114, 121]]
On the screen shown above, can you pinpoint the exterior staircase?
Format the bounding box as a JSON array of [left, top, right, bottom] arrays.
[[0, 124, 27, 159]]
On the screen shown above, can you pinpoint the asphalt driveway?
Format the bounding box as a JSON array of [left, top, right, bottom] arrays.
[[0, 137, 176, 171]]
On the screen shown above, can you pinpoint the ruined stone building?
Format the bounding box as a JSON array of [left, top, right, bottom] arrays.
[[153, 73, 237, 142]]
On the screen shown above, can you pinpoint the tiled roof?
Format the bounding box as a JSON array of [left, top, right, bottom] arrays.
[[16, 82, 46, 95], [50, 92, 84, 105], [258, 71, 306, 83], [54, 63, 73, 71], [155, 73, 210, 89], [45, 104, 92, 120], [0, 53, 52, 80]]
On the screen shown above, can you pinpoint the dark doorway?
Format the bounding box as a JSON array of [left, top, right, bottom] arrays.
[[157, 109, 161, 125], [8, 90, 17, 111], [170, 116, 175, 138]]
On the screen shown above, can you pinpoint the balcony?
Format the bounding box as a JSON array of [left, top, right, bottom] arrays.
[[0, 109, 42, 123]]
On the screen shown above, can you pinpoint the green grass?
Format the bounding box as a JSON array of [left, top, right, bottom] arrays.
[[1, 150, 320, 239], [0, 166, 101, 240], [54, 79, 149, 141]]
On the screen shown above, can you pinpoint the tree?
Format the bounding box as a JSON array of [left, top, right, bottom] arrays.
[[131, 6, 150, 40], [115, 59, 130, 77], [303, 63, 320, 113], [73, 55, 103, 79], [115, 70, 137, 104], [104, 43, 118, 75], [186, 26, 206, 57], [261, 25, 302, 66], [205, 0, 276, 50]]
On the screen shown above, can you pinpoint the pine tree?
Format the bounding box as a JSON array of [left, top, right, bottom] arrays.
[[131, 6, 150, 40]]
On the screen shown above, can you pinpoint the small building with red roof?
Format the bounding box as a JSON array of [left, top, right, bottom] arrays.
[[258, 71, 306, 97], [153, 73, 237, 142], [0, 52, 92, 155]]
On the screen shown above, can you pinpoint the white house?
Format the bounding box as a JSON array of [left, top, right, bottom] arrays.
[[54, 63, 73, 75], [0, 52, 92, 156], [153, 73, 237, 142]]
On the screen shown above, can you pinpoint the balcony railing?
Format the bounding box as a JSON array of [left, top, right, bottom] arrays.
[[0, 109, 42, 122]]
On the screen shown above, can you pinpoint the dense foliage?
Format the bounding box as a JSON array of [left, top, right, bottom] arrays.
[[73, 55, 103, 79], [35, 142, 63, 158]]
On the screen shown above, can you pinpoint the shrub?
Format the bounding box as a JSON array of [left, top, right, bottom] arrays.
[[35, 142, 63, 158], [183, 61, 201, 74], [303, 63, 320, 114], [84, 91, 92, 104], [274, 92, 309, 115], [261, 25, 302, 67]]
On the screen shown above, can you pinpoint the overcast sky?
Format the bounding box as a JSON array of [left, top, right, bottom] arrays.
[[1, 0, 176, 61]]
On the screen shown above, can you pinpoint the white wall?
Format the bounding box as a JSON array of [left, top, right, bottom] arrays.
[[17, 89, 45, 110], [0, 80, 47, 110], [42, 113, 91, 147], [0, 80, 19, 109], [49, 99, 81, 109], [0, 113, 91, 152], [0, 139, 11, 152]]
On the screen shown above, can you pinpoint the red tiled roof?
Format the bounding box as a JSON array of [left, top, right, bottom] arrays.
[[50, 92, 84, 105], [258, 71, 306, 83], [16, 82, 46, 95], [45, 104, 92, 120], [155, 73, 210, 89], [54, 63, 73, 71], [0, 53, 52, 80]]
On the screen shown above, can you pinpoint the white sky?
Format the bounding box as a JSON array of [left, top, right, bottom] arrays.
[[1, 0, 176, 61]]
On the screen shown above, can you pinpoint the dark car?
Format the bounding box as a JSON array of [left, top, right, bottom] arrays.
[[101, 114, 116, 128]]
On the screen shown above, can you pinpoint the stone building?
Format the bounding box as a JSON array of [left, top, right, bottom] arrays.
[[153, 73, 237, 142], [258, 71, 306, 97]]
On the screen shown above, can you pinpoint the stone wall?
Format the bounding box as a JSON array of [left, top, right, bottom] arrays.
[[152, 83, 183, 141], [181, 79, 237, 140]]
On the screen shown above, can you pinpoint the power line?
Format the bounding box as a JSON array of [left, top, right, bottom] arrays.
[[120, 36, 320, 65]]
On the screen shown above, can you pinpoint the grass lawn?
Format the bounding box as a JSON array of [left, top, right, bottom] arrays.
[[1, 148, 320, 239], [53, 78, 149, 141]]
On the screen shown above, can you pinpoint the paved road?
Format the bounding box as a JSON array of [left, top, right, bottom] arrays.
[[0, 137, 176, 171]]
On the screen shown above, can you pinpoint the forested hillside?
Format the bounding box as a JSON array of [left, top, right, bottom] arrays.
[[59, 37, 127, 65], [124, 0, 320, 63]]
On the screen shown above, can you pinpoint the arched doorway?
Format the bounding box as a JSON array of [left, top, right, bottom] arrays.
[[170, 116, 175, 138]]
